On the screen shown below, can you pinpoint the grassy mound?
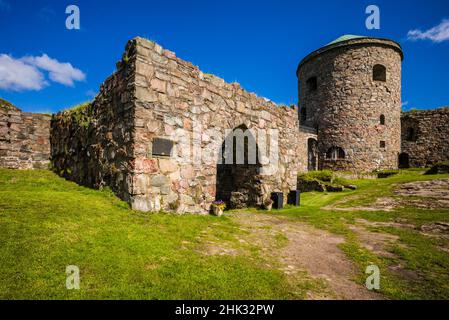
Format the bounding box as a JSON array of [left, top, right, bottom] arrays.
[[0, 98, 20, 112], [298, 170, 349, 192]]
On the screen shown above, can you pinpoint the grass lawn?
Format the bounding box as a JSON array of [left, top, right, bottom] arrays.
[[1, 168, 449, 299], [0, 169, 315, 299], [277, 170, 449, 299]]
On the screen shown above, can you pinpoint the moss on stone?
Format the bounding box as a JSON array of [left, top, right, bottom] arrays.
[[0, 98, 20, 111], [65, 101, 91, 113], [59, 101, 93, 129], [298, 170, 349, 192]]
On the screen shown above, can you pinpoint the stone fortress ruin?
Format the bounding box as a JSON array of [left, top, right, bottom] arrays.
[[298, 35, 403, 172], [50, 37, 310, 214], [1, 35, 448, 213]]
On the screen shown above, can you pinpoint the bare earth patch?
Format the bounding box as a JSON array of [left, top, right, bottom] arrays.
[[348, 224, 399, 258], [355, 218, 415, 230], [419, 221, 449, 240], [195, 179, 449, 299], [232, 212, 383, 300], [348, 224, 422, 284], [394, 179, 449, 209], [323, 197, 398, 212]]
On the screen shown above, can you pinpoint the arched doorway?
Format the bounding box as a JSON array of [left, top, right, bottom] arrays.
[[216, 125, 262, 209], [307, 138, 318, 171], [399, 153, 410, 169]]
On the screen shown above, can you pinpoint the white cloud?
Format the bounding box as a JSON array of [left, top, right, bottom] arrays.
[[0, 53, 85, 92], [23, 54, 86, 86], [407, 19, 449, 43], [0, 54, 47, 91]]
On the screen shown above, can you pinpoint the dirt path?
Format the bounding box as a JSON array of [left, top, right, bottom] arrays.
[[232, 212, 383, 300]]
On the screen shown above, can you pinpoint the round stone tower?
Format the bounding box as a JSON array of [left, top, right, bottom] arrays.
[[297, 35, 404, 172]]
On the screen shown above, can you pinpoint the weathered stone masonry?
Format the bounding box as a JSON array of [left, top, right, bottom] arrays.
[[3, 35, 446, 213], [50, 52, 136, 203], [51, 37, 305, 213], [298, 37, 403, 172], [400, 107, 449, 168], [0, 99, 50, 169]]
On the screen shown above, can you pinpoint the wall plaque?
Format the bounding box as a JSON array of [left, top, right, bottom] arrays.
[[152, 138, 174, 157]]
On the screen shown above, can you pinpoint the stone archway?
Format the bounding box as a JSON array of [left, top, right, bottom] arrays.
[[307, 138, 318, 171], [215, 125, 262, 209]]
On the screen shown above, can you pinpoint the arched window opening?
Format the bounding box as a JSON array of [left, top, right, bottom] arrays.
[[406, 127, 416, 141], [307, 138, 318, 171], [380, 141, 386, 149], [306, 76, 318, 92], [326, 146, 345, 160], [300, 107, 307, 123], [373, 64, 387, 82], [380, 114, 385, 125]]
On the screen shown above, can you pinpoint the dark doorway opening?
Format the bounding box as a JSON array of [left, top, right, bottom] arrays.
[[326, 146, 346, 160], [307, 138, 318, 171], [216, 125, 262, 209], [300, 107, 307, 124], [399, 153, 410, 169]]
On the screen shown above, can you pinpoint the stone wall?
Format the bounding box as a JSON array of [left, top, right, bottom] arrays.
[[298, 38, 403, 172], [0, 99, 50, 169], [50, 47, 136, 202], [401, 107, 449, 168], [51, 37, 304, 214]]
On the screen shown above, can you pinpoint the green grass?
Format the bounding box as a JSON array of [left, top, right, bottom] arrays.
[[298, 170, 349, 188], [0, 169, 316, 300], [0, 98, 17, 111], [64, 101, 91, 112], [272, 169, 449, 299], [1, 168, 449, 299]]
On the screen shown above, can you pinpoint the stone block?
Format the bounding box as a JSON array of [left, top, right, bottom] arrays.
[[136, 86, 158, 102], [151, 174, 169, 187], [158, 158, 178, 173], [150, 78, 167, 93]]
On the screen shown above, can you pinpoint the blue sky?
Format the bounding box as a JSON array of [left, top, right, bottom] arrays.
[[0, 0, 448, 113]]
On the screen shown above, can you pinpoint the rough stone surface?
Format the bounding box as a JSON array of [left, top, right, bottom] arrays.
[[51, 37, 304, 213], [325, 185, 345, 192], [0, 99, 50, 169], [401, 107, 449, 168], [297, 179, 325, 193], [50, 46, 136, 203], [426, 163, 449, 175], [298, 38, 403, 172], [42, 35, 448, 214], [230, 192, 248, 209], [131, 37, 303, 213]]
